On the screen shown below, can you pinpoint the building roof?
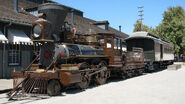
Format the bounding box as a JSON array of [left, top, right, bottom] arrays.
[[0, 0, 38, 26], [84, 18, 128, 38], [108, 27, 128, 38], [65, 13, 113, 35], [0, 0, 128, 38]]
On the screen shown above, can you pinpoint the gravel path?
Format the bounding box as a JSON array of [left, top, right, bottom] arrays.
[[0, 65, 185, 104], [0, 79, 13, 91]]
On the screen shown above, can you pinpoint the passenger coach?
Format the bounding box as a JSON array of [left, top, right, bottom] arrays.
[[125, 31, 174, 71]]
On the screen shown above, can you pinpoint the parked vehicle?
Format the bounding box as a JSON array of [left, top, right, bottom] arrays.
[[125, 31, 174, 71]]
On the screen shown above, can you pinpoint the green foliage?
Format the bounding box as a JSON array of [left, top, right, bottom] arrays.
[[133, 20, 155, 34], [155, 6, 185, 54]]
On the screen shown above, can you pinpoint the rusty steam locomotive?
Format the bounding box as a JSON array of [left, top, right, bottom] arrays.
[[8, 3, 147, 99]]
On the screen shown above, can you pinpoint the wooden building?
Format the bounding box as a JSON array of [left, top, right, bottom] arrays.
[[0, 0, 39, 78]]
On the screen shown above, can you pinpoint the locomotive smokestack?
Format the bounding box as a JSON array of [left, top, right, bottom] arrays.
[[38, 3, 67, 33]]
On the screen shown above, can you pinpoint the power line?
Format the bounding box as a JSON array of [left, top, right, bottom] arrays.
[[138, 6, 144, 31]]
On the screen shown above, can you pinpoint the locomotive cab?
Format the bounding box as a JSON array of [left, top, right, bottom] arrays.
[[98, 33, 145, 78], [98, 33, 127, 66]]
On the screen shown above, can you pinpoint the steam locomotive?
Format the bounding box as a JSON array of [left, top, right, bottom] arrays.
[[8, 3, 162, 99]]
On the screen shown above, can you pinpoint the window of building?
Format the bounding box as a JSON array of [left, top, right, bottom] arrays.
[[8, 45, 21, 66], [97, 25, 106, 30]]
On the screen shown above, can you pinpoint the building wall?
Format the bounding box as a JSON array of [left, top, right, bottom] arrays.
[[0, 21, 34, 79], [0, 42, 36, 78]]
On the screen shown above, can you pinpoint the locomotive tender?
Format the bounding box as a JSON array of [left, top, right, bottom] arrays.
[[125, 31, 174, 71], [8, 3, 146, 99]]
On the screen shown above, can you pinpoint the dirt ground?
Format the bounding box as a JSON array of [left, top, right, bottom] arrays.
[[0, 79, 13, 91], [0, 64, 185, 104]]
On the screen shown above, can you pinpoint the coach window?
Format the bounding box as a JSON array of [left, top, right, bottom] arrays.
[[107, 38, 112, 48], [118, 39, 122, 55], [114, 38, 122, 55], [114, 38, 118, 49], [119, 39, 123, 51], [118, 39, 121, 50], [99, 39, 104, 44]]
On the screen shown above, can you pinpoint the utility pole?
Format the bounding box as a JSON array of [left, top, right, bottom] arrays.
[[138, 6, 144, 31]]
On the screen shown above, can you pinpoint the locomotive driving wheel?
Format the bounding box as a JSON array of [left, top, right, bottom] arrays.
[[47, 80, 61, 96], [95, 61, 108, 85], [77, 75, 90, 89], [138, 68, 143, 75], [77, 62, 90, 89], [121, 71, 126, 79]]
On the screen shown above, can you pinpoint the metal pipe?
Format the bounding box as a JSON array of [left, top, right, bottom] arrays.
[[3, 21, 12, 36], [119, 25, 121, 32], [2, 43, 5, 78], [2, 21, 12, 78], [71, 9, 74, 26], [14, 0, 18, 13]]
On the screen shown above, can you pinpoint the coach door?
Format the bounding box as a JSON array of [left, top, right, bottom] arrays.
[[160, 44, 163, 60], [103, 36, 114, 65]]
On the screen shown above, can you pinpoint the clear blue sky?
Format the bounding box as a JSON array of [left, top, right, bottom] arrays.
[[53, 0, 185, 35]]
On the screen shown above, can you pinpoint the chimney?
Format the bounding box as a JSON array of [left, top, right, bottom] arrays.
[[14, 0, 18, 13], [71, 9, 74, 26], [119, 25, 121, 32]]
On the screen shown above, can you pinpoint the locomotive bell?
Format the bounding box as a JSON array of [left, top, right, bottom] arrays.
[[32, 3, 67, 41]]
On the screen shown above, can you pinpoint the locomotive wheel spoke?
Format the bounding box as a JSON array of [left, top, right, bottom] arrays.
[[77, 62, 90, 89], [95, 71, 107, 85], [95, 61, 108, 85], [138, 69, 143, 75], [126, 70, 132, 78], [77, 75, 90, 89], [121, 72, 126, 79]]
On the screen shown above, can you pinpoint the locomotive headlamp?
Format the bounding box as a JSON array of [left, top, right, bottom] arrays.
[[33, 24, 42, 38]]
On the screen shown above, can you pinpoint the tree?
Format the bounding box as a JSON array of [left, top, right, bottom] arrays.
[[155, 6, 185, 54], [133, 20, 155, 34]]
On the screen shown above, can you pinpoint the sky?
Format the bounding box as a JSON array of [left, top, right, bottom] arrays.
[[53, 0, 185, 35]]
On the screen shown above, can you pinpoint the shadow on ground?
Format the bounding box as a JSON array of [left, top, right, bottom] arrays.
[[2, 67, 168, 104]]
